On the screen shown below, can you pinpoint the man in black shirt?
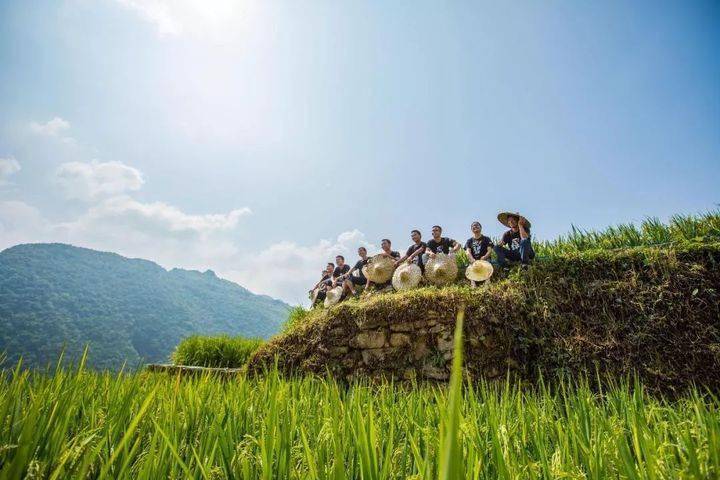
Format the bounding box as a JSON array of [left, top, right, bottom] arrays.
[[310, 263, 335, 306], [331, 255, 351, 289], [494, 212, 535, 267], [422, 225, 460, 265], [343, 246, 369, 296], [465, 221, 493, 287], [366, 239, 401, 290], [465, 222, 493, 262], [396, 229, 427, 271]]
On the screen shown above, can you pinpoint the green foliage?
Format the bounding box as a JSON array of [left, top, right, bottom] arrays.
[[171, 335, 263, 368], [284, 305, 313, 333], [0, 243, 290, 370], [0, 361, 719, 478], [535, 210, 720, 256]]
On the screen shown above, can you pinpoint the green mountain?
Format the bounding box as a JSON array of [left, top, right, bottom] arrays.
[[0, 243, 290, 369]]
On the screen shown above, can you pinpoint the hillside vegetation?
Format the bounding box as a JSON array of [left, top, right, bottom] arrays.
[[0, 243, 289, 369], [250, 212, 720, 392]]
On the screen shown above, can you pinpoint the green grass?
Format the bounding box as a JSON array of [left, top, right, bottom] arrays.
[[1, 354, 718, 479], [534, 210, 720, 257], [171, 335, 263, 368]]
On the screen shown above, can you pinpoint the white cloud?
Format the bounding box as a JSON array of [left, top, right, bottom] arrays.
[[66, 195, 251, 236], [114, 0, 246, 41], [55, 160, 144, 200], [0, 201, 50, 249], [224, 230, 376, 304], [29, 117, 77, 146], [0, 157, 21, 184]]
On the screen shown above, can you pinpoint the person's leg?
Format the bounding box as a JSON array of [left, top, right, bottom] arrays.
[[493, 245, 510, 267], [519, 238, 534, 264]]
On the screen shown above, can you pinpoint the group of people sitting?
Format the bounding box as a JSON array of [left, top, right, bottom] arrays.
[[310, 211, 534, 306]]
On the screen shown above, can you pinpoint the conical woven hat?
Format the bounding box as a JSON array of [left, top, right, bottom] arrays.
[[392, 263, 422, 291], [365, 254, 396, 283], [498, 211, 531, 229], [324, 286, 343, 307], [424, 253, 458, 285], [465, 260, 494, 282]]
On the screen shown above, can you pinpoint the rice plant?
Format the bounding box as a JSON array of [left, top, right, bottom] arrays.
[[171, 335, 263, 368], [535, 210, 720, 257], [0, 355, 718, 479]]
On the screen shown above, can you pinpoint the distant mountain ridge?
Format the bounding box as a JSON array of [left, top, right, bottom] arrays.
[[0, 243, 290, 369]]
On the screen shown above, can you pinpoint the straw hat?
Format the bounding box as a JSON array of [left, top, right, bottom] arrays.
[[323, 286, 344, 307], [392, 263, 422, 291], [424, 253, 459, 286], [497, 211, 531, 229], [365, 254, 396, 284], [465, 260, 494, 282]]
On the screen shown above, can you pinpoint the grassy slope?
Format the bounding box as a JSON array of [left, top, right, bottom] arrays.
[[250, 212, 720, 392]]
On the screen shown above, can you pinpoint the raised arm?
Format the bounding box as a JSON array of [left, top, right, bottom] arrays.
[[518, 217, 529, 239]]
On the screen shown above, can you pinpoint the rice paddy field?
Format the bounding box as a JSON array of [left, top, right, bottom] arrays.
[[2, 334, 720, 479]]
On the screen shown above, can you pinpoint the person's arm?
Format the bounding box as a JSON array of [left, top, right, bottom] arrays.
[[518, 217, 529, 239], [450, 239, 461, 253], [408, 245, 424, 262], [481, 241, 493, 260]]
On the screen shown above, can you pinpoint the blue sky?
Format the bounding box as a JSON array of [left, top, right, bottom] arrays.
[[0, 0, 718, 303]]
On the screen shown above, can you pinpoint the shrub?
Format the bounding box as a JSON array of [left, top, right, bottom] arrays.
[[283, 305, 312, 333], [171, 335, 263, 368]]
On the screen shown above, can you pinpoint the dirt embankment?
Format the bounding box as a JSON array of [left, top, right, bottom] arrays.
[[248, 243, 720, 392]]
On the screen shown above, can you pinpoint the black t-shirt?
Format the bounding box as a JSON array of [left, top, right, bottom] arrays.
[[332, 264, 350, 282], [465, 235, 493, 260], [501, 228, 530, 251], [405, 242, 427, 266], [387, 250, 401, 259], [426, 237, 456, 254], [352, 258, 369, 279]]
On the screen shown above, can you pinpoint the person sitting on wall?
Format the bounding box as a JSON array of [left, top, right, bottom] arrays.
[[464, 221, 494, 287], [494, 212, 535, 267], [396, 229, 427, 272], [330, 255, 351, 290], [365, 239, 401, 292], [310, 263, 335, 306], [422, 225, 460, 265], [343, 246, 369, 296]]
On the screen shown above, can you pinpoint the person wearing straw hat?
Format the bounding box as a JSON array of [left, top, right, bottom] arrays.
[[422, 225, 460, 266], [396, 229, 427, 272], [343, 246, 370, 297], [464, 221, 494, 287], [494, 212, 535, 267], [365, 239, 400, 291], [310, 263, 335, 306]]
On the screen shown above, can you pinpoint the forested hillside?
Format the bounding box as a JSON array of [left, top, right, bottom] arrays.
[[0, 243, 289, 369]]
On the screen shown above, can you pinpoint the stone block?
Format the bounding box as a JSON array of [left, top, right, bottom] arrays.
[[389, 333, 411, 347], [413, 337, 430, 360], [421, 364, 449, 380], [429, 324, 447, 334], [390, 322, 414, 332], [330, 346, 349, 357], [361, 348, 397, 365], [352, 330, 386, 349], [437, 332, 454, 352]]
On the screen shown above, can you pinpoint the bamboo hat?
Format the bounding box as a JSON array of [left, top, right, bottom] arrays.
[[424, 253, 459, 286], [365, 254, 396, 284], [497, 212, 531, 229], [324, 286, 344, 307], [392, 263, 422, 291], [465, 259, 494, 282]]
